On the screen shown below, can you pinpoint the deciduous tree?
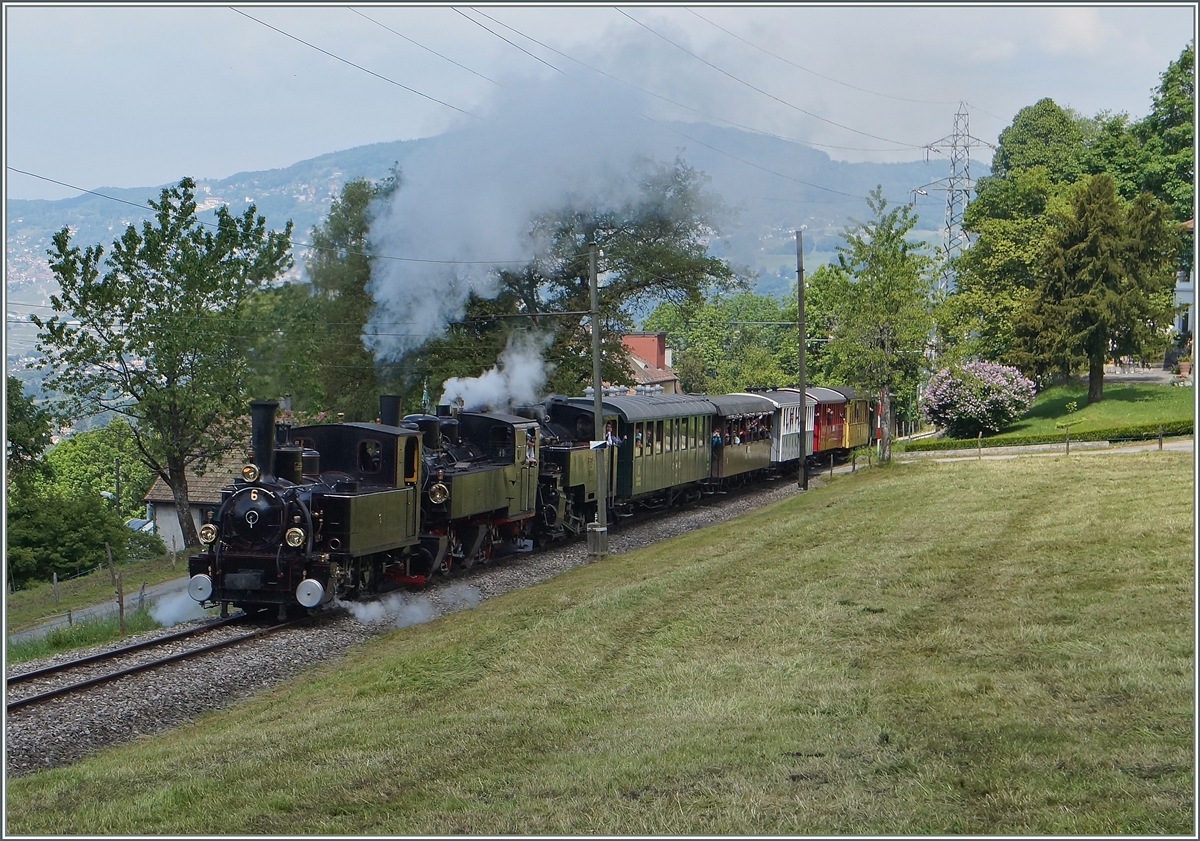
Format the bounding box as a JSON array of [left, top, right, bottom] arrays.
[[5, 375, 52, 488], [33, 177, 293, 547], [826, 187, 935, 461]]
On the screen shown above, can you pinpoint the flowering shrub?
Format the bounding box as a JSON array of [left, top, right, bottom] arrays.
[[923, 361, 1036, 437]]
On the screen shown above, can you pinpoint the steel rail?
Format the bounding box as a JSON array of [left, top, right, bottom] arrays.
[[6, 620, 301, 713], [6, 616, 244, 687]]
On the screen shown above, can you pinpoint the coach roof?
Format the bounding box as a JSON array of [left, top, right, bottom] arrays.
[[563, 394, 716, 422]]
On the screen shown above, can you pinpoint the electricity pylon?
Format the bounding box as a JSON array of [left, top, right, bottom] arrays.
[[912, 102, 995, 295]]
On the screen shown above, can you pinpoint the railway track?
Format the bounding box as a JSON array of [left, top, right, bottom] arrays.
[[6, 617, 302, 713]]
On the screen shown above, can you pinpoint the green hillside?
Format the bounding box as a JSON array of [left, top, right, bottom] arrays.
[[6, 451, 1191, 835]]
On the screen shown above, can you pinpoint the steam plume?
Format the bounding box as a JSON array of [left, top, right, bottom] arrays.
[[439, 331, 554, 411], [151, 590, 213, 627], [365, 75, 677, 364]]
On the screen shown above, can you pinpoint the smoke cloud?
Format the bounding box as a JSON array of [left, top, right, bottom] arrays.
[[439, 331, 554, 411], [365, 74, 680, 364]]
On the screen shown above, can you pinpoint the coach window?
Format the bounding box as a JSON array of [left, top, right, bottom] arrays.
[[634, 421, 644, 457], [655, 420, 664, 454], [681, 417, 689, 451], [358, 440, 382, 474]]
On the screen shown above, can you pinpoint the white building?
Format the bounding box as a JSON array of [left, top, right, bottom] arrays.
[[141, 457, 241, 554], [1174, 219, 1194, 340]]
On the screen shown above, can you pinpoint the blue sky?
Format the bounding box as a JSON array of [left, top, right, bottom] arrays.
[[4, 3, 1195, 201]]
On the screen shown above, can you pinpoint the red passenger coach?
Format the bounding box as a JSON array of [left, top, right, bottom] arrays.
[[807, 387, 848, 458]]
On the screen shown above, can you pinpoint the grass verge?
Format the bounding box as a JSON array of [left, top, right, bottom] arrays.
[[6, 608, 162, 664], [4, 452, 1193, 834]]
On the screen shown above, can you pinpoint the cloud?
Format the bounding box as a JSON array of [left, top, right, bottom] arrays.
[[1038, 8, 1120, 55], [967, 40, 1018, 64]]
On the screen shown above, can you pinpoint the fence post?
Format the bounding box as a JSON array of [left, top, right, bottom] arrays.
[[116, 572, 125, 638], [106, 542, 116, 586], [138, 581, 146, 611], [852, 450, 856, 472], [1065, 427, 1070, 456], [829, 453, 834, 477], [67, 609, 73, 626], [977, 431, 982, 460], [52, 572, 59, 606], [1159, 424, 1164, 450]]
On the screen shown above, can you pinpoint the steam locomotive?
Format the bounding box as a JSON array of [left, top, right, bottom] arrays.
[[187, 388, 875, 619]]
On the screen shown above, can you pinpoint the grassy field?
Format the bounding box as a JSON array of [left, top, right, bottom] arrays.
[[4, 452, 1193, 835], [973, 381, 1192, 442], [5, 550, 195, 636]]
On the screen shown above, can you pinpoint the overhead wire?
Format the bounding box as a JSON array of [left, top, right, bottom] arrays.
[[467, 6, 928, 155], [613, 7, 924, 151], [451, 7, 569, 77], [347, 7, 503, 87], [459, 7, 890, 202], [683, 8, 960, 107], [229, 7, 481, 119]]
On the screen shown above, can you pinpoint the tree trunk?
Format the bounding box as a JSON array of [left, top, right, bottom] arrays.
[[1087, 355, 1105, 404], [878, 389, 892, 463], [166, 459, 200, 548]]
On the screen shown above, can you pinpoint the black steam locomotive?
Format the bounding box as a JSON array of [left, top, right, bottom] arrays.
[[188, 388, 873, 619]]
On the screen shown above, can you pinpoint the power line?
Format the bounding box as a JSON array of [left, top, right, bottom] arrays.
[[229, 7, 481, 119], [614, 8, 924, 151], [348, 7, 503, 87], [464, 7, 912, 156], [684, 8, 959, 107], [452, 7, 569, 76]]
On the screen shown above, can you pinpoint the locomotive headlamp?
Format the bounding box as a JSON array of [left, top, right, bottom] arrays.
[[199, 523, 218, 544], [285, 527, 306, 548], [429, 482, 450, 504], [241, 464, 261, 483]]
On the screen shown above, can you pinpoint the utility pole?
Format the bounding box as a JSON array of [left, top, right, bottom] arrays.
[[797, 230, 808, 490], [589, 242, 608, 557], [114, 456, 120, 514]]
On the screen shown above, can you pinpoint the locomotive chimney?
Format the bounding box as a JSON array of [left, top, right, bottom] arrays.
[[250, 400, 279, 480], [379, 395, 403, 427]]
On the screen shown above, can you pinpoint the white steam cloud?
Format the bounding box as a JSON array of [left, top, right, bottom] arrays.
[[439, 331, 554, 412], [440, 582, 483, 611], [365, 75, 680, 364], [338, 593, 438, 629], [151, 590, 213, 627]]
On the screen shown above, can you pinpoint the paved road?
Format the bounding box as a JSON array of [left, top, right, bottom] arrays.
[[8, 572, 198, 646]]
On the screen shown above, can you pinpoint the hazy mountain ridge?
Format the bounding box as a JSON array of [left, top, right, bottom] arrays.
[[6, 124, 972, 374]]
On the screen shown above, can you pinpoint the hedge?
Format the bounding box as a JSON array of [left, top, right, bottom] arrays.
[[897, 418, 1194, 453]]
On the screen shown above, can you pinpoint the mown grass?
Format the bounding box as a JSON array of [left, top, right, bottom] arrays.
[[4, 452, 1193, 835], [6, 608, 162, 664], [5, 550, 195, 636], [970, 382, 1191, 442]]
